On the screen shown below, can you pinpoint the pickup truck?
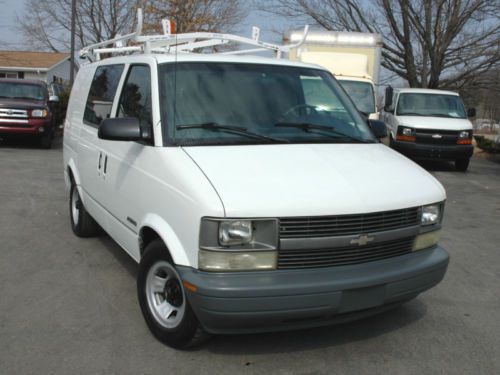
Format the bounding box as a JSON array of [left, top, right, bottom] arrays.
[[0, 78, 59, 148]]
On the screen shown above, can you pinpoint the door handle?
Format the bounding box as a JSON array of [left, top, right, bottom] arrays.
[[98, 152, 102, 171], [103, 155, 108, 174]]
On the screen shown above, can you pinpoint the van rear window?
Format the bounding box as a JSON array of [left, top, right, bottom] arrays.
[[84, 64, 124, 126]]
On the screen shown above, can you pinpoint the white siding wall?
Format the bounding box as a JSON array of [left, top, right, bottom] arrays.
[[47, 60, 70, 84], [9, 59, 70, 84], [23, 71, 48, 81]]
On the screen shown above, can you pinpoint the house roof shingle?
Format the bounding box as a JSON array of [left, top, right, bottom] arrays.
[[0, 51, 70, 70]]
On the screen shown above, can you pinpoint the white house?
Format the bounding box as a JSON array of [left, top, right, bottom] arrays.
[[0, 51, 71, 84]]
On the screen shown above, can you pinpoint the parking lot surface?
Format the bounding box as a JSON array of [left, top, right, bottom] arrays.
[[1, 138, 499, 375]]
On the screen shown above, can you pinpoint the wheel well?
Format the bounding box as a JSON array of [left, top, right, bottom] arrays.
[[67, 166, 75, 184], [139, 227, 173, 261]]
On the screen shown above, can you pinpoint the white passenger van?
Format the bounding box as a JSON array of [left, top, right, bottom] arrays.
[[63, 12, 449, 348], [383, 87, 475, 171]]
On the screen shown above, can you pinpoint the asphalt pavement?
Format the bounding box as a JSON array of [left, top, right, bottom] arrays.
[[1, 137, 499, 375]]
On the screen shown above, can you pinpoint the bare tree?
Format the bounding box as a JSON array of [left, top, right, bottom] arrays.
[[17, 0, 246, 52], [262, 0, 500, 90], [467, 68, 500, 123], [142, 0, 246, 33], [17, 0, 140, 52]]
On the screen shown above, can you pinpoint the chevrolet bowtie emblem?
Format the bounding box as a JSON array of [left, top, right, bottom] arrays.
[[350, 234, 375, 246]]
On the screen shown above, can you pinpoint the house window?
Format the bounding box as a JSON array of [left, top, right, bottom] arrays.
[[0, 72, 18, 79]]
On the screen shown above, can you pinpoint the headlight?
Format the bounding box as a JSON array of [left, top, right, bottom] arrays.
[[413, 230, 440, 251], [199, 218, 278, 271], [402, 127, 414, 136], [457, 130, 472, 145], [31, 109, 48, 118], [421, 204, 441, 226], [459, 131, 470, 139], [396, 126, 416, 142], [199, 250, 276, 271], [219, 220, 252, 246]]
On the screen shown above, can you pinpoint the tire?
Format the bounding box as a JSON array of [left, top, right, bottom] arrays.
[[455, 158, 470, 172], [137, 239, 208, 349], [38, 130, 53, 149], [69, 182, 100, 237]]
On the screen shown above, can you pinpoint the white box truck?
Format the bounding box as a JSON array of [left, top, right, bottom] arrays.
[[285, 30, 383, 119]]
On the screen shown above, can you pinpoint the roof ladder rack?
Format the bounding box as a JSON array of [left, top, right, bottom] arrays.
[[80, 9, 309, 61]]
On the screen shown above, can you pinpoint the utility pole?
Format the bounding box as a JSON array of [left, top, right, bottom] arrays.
[[70, 0, 76, 85]]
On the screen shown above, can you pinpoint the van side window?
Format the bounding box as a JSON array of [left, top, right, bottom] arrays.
[[117, 65, 152, 127], [84, 64, 124, 127]]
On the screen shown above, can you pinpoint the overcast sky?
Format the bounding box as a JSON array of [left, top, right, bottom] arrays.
[[0, 0, 292, 50], [0, 0, 25, 48]]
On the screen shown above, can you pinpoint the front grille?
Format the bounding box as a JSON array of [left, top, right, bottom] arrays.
[[415, 128, 458, 145], [278, 237, 415, 269], [0, 108, 28, 118], [279, 207, 420, 239]]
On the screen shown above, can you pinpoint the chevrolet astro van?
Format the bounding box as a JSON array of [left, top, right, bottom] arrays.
[[63, 29, 449, 349]]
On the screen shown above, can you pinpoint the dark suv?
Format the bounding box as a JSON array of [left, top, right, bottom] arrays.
[[0, 79, 59, 148]]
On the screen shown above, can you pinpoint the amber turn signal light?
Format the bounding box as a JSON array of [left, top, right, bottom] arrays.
[[396, 135, 416, 142]]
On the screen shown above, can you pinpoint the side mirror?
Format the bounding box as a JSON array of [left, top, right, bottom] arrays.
[[98, 117, 143, 141], [368, 119, 387, 139], [49, 95, 60, 103], [467, 108, 476, 118]]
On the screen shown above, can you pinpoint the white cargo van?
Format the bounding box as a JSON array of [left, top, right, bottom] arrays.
[[383, 87, 475, 171], [63, 14, 449, 348]]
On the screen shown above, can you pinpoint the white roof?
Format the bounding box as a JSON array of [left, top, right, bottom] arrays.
[[90, 52, 330, 71], [394, 88, 459, 96]]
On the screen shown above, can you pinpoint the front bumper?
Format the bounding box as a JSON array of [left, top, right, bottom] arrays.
[[179, 246, 449, 334], [392, 140, 473, 160], [0, 118, 53, 136]]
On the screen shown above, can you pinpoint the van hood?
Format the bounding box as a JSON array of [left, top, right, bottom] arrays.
[[183, 144, 445, 217], [397, 115, 472, 131]]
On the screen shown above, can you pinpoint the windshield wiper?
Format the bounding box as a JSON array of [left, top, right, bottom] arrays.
[[176, 122, 289, 143], [275, 122, 372, 143]]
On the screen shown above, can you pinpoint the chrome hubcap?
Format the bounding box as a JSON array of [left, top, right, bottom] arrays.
[[145, 261, 185, 329], [71, 187, 80, 225]]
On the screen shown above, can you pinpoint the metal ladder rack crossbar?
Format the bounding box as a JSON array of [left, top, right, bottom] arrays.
[[80, 9, 309, 61]]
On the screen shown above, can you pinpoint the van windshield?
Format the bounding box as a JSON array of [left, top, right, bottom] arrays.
[[337, 80, 375, 115], [159, 63, 375, 146], [0, 82, 45, 101], [396, 93, 466, 118]]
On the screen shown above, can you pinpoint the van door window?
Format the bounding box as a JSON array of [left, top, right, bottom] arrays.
[[116, 65, 152, 128], [84, 64, 124, 127]]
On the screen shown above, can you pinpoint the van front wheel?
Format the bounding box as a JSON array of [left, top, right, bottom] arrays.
[[137, 240, 208, 349], [455, 158, 470, 172]]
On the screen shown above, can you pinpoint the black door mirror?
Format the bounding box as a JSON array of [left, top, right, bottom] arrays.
[[98, 117, 143, 141], [467, 108, 476, 118], [368, 119, 387, 139]]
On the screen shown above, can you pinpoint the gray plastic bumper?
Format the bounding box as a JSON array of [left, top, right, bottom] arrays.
[[178, 246, 449, 334], [392, 140, 473, 160]]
